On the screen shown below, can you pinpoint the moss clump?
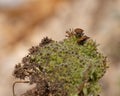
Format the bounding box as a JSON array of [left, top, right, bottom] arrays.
[[13, 28, 108, 96]]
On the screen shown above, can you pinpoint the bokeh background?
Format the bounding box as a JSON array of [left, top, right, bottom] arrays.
[[0, 0, 120, 96]]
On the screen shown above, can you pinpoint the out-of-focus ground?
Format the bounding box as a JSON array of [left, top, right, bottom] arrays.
[[0, 0, 120, 96]]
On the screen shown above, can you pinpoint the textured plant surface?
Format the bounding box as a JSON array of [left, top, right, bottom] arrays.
[[13, 28, 108, 96]]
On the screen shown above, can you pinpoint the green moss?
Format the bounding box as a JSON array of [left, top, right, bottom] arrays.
[[13, 28, 108, 96]]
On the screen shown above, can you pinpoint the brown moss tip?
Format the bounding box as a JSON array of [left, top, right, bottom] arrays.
[[66, 28, 84, 38], [66, 28, 89, 45], [74, 28, 84, 38], [39, 37, 53, 46]]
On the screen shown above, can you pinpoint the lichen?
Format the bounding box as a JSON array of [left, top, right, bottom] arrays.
[[13, 28, 108, 96]]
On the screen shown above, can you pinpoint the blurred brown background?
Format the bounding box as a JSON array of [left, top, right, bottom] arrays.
[[0, 0, 120, 96]]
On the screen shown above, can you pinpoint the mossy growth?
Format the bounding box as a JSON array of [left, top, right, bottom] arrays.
[[13, 28, 108, 96]]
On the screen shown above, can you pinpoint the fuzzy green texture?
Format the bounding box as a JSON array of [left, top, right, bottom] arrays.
[[13, 29, 108, 96]]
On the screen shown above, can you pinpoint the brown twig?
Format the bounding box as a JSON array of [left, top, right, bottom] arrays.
[[13, 80, 30, 96]]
